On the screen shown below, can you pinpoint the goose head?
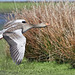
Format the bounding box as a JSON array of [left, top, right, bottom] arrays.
[[22, 21, 49, 32], [10, 19, 49, 33], [14, 19, 49, 27]]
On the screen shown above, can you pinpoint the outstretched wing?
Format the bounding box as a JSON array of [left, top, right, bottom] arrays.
[[3, 29, 26, 65]]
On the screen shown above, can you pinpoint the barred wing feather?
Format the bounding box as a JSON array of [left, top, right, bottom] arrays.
[[3, 29, 26, 65]]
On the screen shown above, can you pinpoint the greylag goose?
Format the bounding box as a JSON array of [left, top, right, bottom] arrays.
[[0, 19, 49, 65]]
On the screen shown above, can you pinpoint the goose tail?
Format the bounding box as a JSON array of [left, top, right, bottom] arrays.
[[0, 29, 8, 40], [0, 30, 3, 40]]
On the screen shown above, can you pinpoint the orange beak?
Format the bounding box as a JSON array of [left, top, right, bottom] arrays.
[[45, 23, 49, 26]]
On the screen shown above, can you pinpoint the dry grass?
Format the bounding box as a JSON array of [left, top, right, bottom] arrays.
[[6, 2, 75, 66]]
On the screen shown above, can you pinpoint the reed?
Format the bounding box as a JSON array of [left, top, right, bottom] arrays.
[[6, 2, 75, 67]]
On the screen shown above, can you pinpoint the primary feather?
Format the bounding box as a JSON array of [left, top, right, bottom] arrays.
[[3, 29, 26, 65]]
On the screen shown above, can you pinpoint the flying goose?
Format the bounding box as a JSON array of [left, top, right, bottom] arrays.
[[0, 19, 49, 65]]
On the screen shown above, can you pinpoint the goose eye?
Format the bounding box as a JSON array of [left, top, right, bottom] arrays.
[[22, 21, 26, 23]]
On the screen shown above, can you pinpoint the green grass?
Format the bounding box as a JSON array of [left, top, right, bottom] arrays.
[[0, 39, 75, 75], [0, 2, 75, 75], [0, 2, 38, 13]]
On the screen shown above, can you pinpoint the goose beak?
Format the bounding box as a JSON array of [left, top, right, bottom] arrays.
[[45, 23, 49, 26]]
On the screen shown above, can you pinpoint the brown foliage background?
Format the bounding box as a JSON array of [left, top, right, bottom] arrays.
[[6, 2, 75, 64]]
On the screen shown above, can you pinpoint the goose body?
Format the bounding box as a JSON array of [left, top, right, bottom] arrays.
[[0, 19, 49, 65]]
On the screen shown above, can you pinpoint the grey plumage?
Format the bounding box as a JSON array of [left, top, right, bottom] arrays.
[[0, 19, 48, 65], [3, 29, 26, 65]]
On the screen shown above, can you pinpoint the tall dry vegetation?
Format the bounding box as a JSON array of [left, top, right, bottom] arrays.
[[6, 2, 75, 66]]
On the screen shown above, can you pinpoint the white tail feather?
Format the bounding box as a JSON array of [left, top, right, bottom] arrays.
[[0, 31, 3, 39], [0, 34, 3, 39], [0, 29, 8, 39]]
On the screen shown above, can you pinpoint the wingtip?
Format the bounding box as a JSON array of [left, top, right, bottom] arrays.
[[12, 58, 22, 65], [16, 60, 22, 65]]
